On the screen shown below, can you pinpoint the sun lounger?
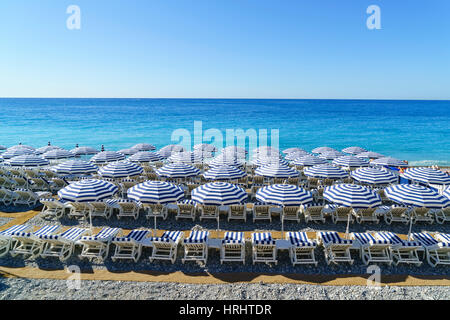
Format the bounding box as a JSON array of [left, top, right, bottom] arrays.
[[89, 201, 113, 219], [115, 199, 141, 220], [383, 205, 411, 224], [434, 207, 450, 224], [352, 207, 379, 224], [0, 224, 34, 257], [350, 232, 392, 265], [78, 227, 122, 260], [39, 227, 90, 261], [411, 232, 450, 267], [411, 207, 434, 224], [11, 176, 29, 189], [0, 177, 15, 189], [285, 232, 317, 266], [252, 202, 271, 222], [251, 232, 277, 265], [228, 204, 247, 222], [314, 188, 325, 203], [282, 205, 301, 223], [0, 188, 19, 206], [220, 232, 245, 264], [111, 229, 151, 262], [39, 198, 69, 219], [182, 230, 210, 264], [30, 178, 50, 192], [175, 200, 197, 221], [9, 225, 61, 258], [144, 203, 168, 220], [66, 202, 92, 220], [199, 205, 219, 222], [302, 202, 326, 223], [50, 178, 67, 191], [374, 232, 422, 266], [331, 206, 353, 224], [13, 189, 51, 206], [149, 230, 184, 264], [317, 231, 354, 265]]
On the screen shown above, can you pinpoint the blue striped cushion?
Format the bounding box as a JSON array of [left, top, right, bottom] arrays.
[[319, 231, 353, 245], [184, 231, 209, 243], [436, 233, 450, 243], [352, 232, 391, 245], [153, 231, 183, 243], [39, 227, 87, 241], [11, 225, 59, 238], [177, 200, 197, 205], [81, 227, 120, 241], [222, 232, 244, 244], [412, 233, 439, 247], [113, 230, 149, 242], [287, 232, 316, 247], [0, 224, 31, 236], [252, 232, 275, 245], [377, 232, 420, 247]]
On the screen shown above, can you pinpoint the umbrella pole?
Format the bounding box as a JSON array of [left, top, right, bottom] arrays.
[[345, 209, 351, 239], [154, 215, 157, 237], [89, 212, 93, 233], [407, 214, 413, 241]]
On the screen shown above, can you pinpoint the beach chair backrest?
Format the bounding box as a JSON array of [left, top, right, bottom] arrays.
[[412, 232, 438, 246], [435, 233, 450, 243], [203, 205, 217, 213], [185, 230, 209, 243], [336, 206, 351, 215], [161, 230, 183, 242], [255, 205, 269, 214], [123, 229, 149, 241], [377, 232, 401, 245], [252, 232, 274, 245], [391, 207, 408, 216], [0, 224, 32, 235], [231, 205, 244, 212], [253, 176, 264, 184], [223, 232, 244, 242], [94, 227, 121, 239], [352, 232, 377, 245], [414, 207, 429, 216], [32, 225, 61, 237], [287, 231, 310, 243], [360, 208, 376, 215], [283, 206, 298, 215]]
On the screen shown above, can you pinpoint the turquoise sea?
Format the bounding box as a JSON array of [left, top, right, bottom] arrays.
[[0, 98, 449, 165]]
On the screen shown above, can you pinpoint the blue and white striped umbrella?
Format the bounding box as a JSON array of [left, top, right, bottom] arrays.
[[319, 150, 345, 160], [58, 179, 118, 202], [155, 163, 200, 178], [443, 186, 450, 200], [356, 151, 384, 159], [208, 157, 244, 168], [371, 157, 409, 167], [132, 143, 156, 151], [42, 149, 75, 160], [256, 184, 313, 206], [128, 151, 163, 163], [324, 184, 382, 208], [350, 167, 398, 185], [291, 155, 327, 166], [168, 151, 204, 164], [342, 146, 367, 155], [312, 146, 336, 154], [118, 148, 139, 155], [52, 160, 98, 175], [90, 151, 125, 164], [282, 147, 306, 155], [193, 144, 217, 152], [128, 181, 184, 204], [70, 146, 99, 155], [284, 150, 309, 161], [1, 148, 35, 159], [158, 144, 185, 158], [203, 165, 247, 180], [332, 156, 370, 168], [6, 155, 49, 167], [304, 164, 348, 179], [36, 146, 62, 154], [7, 145, 35, 151], [251, 156, 288, 167], [98, 161, 143, 178], [254, 164, 299, 178], [384, 184, 450, 209], [192, 182, 247, 205], [401, 167, 450, 185]]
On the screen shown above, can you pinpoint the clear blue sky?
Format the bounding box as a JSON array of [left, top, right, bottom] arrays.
[[0, 0, 449, 99]]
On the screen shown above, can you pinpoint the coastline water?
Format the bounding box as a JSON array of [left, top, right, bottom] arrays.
[[0, 98, 449, 165]]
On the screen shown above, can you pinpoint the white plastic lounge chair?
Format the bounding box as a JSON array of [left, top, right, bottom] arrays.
[[0, 177, 16, 189], [144, 203, 168, 220], [282, 206, 301, 223], [111, 229, 151, 262], [182, 230, 210, 264], [0, 224, 34, 257], [78, 227, 122, 260], [39, 227, 90, 261], [30, 178, 50, 191], [220, 231, 245, 264], [412, 232, 450, 267], [50, 178, 67, 191], [149, 231, 184, 264], [0, 188, 18, 206], [374, 232, 422, 266], [228, 204, 246, 222], [302, 203, 326, 223], [89, 201, 113, 219], [317, 231, 354, 265], [175, 200, 197, 221], [252, 202, 271, 222], [383, 205, 411, 224], [13, 189, 51, 206], [352, 208, 379, 224], [331, 206, 354, 224], [11, 176, 29, 189], [10, 225, 61, 258], [435, 207, 450, 224], [411, 207, 434, 224], [350, 232, 392, 265], [251, 232, 277, 265], [40, 198, 69, 219], [285, 231, 317, 266], [199, 205, 219, 222], [115, 199, 141, 220], [66, 202, 92, 220]]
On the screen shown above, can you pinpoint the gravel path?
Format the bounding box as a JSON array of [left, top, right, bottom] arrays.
[[0, 277, 448, 300]]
